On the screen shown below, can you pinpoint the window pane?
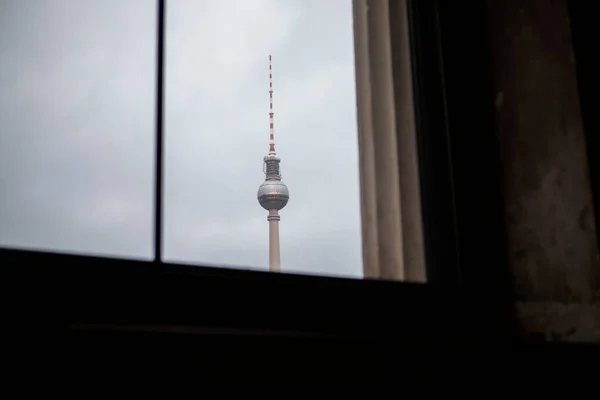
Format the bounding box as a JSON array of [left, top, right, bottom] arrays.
[[164, 0, 362, 278], [0, 0, 156, 259]]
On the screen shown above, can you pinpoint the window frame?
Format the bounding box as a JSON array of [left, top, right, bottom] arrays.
[[0, 0, 504, 342]]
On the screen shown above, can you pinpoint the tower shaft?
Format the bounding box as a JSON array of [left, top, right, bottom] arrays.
[[268, 209, 281, 272]]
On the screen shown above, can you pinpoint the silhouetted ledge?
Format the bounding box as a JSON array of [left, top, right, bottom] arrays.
[[0, 247, 476, 343]]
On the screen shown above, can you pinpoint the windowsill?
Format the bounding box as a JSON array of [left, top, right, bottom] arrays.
[[1, 247, 468, 341]]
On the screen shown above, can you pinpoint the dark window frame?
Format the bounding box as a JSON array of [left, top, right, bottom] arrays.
[[1, 0, 506, 343]]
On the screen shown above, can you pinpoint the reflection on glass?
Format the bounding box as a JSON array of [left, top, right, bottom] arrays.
[[164, 0, 362, 278], [0, 0, 156, 259]]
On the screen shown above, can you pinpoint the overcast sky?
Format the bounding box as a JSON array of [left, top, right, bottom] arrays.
[[0, 0, 362, 279]]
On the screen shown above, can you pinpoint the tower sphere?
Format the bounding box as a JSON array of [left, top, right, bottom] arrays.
[[257, 180, 289, 211]]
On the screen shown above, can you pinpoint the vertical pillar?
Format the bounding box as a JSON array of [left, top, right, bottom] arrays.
[[487, 0, 600, 342], [388, 0, 426, 283], [353, 0, 426, 281], [353, 0, 380, 279]]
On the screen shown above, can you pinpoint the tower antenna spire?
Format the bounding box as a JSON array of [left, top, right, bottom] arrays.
[[268, 54, 276, 157]]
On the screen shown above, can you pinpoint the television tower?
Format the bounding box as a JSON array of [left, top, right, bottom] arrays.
[[257, 54, 289, 273]]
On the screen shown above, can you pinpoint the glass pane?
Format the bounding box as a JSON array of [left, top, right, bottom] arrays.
[[0, 0, 156, 259], [164, 0, 362, 278]]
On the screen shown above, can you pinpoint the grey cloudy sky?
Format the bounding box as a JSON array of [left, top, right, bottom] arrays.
[[0, 0, 362, 279]]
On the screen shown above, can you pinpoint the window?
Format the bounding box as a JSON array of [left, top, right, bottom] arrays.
[[0, 0, 506, 351], [0, 0, 478, 337]]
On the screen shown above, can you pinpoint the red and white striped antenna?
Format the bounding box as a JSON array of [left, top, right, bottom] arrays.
[[268, 54, 276, 158]]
